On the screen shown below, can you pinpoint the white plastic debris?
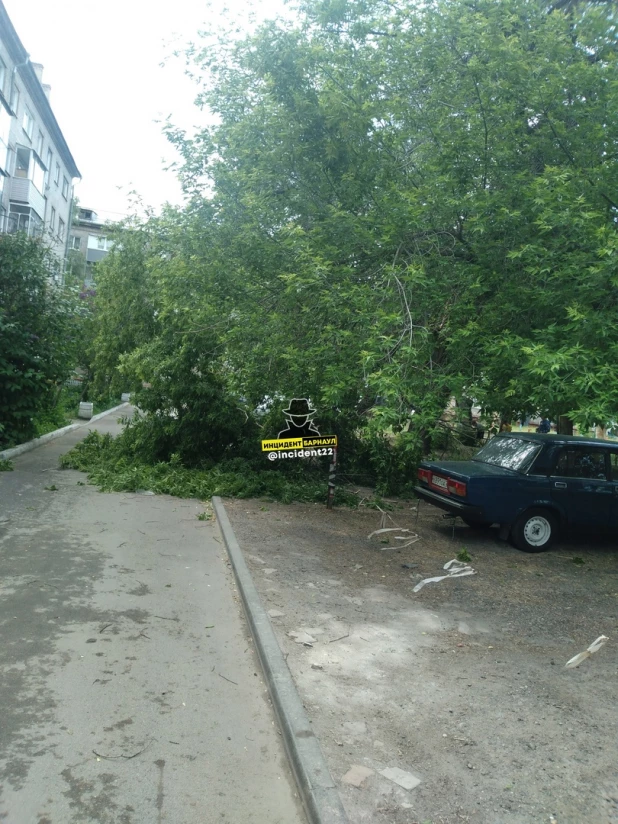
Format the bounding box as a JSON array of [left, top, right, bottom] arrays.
[[393, 538, 420, 549], [565, 635, 609, 669], [379, 767, 421, 791], [367, 527, 412, 540], [368, 526, 420, 550], [288, 631, 317, 645], [412, 559, 476, 593]]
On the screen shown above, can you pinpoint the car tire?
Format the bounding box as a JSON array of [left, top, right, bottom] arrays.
[[510, 508, 558, 553]]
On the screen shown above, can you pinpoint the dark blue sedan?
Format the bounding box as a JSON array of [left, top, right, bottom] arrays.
[[414, 433, 618, 552]]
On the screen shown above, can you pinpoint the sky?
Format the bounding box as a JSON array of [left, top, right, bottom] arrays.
[[3, 0, 290, 221]]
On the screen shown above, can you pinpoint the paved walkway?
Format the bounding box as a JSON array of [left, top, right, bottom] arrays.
[[0, 410, 305, 824]]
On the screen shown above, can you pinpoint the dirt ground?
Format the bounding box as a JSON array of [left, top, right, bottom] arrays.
[[223, 494, 618, 824]]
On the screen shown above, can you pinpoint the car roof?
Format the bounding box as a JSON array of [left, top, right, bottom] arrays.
[[495, 432, 618, 448]]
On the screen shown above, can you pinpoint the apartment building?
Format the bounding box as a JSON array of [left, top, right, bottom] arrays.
[[69, 207, 114, 285], [0, 1, 80, 270]]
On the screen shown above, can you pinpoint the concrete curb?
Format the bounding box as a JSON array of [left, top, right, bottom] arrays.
[[212, 496, 349, 824], [0, 403, 130, 461]]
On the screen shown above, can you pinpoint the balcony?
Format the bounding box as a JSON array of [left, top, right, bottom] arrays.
[[0, 209, 44, 238], [9, 177, 45, 220]]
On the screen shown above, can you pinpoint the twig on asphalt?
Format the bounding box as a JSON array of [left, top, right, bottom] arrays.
[[218, 673, 238, 686], [93, 743, 149, 760], [153, 615, 179, 621], [99, 623, 113, 634], [25, 578, 60, 590], [329, 632, 350, 644], [138, 630, 150, 640]]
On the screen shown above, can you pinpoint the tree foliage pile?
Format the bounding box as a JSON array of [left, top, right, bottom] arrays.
[[60, 431, 356, 504]]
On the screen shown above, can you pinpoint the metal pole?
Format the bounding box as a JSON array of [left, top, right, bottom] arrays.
[[326, 447, 337, 510]]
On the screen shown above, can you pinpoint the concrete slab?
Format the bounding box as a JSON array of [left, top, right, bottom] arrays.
[[341, 766, 374, 788]]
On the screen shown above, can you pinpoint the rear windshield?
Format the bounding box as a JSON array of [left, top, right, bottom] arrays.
[[472, 437, 542, 473]]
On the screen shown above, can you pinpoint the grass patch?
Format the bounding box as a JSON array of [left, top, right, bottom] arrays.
[[60, 431, 357, 506], [0, 458, 14, 471]]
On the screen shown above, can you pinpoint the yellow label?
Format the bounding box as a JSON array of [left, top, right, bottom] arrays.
[[302, 436, 337, 447], [261, 438, 304, 451]]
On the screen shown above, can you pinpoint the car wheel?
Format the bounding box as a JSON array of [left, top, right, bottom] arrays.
[[510, 508, 558, 553]]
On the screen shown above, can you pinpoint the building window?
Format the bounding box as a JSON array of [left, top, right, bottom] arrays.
[[15, 145, 30, 178], [23, 108, 34, 139], [37, 130, 44, 156], [32, 159, 44, 193], [15, 145, 45, 193], [50, 207, 56, 231], [0, 59, 6, 96], [54, 162, 60, 185], [88, 234, 113, 252], [71, 235, 81, 250], [10, 84, 19, 114], [58, 218, 65, 241], [45, 148, 52, 187], [8, 204, 43, 237], [61, 176, 69, 199]]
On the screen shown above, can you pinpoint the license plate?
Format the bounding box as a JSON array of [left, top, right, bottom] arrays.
[[432, 475, 448, 489]]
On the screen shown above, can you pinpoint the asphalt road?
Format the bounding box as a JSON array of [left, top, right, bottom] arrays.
[[0, 410, 305, 824]]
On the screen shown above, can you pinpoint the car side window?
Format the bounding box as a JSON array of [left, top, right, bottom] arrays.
[[554, 448, 608, 480], [610, 451, 618, 480]]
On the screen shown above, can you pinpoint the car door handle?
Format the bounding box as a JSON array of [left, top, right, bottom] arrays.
[[554, 482, 567, 489]]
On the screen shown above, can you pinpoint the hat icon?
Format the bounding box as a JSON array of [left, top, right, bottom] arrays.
[[282, 398, 316, 416]]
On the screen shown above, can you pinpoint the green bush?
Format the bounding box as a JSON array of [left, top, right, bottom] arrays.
[[0, 234, 86, 448]]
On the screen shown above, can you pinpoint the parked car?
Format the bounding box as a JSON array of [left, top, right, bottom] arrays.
[[414, 433, 618, 552]]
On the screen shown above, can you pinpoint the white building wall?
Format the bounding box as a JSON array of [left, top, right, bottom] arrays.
[[0, 11, 79, 267]]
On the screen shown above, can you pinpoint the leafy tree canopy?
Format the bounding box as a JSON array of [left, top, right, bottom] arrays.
[[91, 0, 618, 488]]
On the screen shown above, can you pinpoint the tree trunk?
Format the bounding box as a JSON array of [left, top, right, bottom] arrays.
[[557, 415, 573, 435]]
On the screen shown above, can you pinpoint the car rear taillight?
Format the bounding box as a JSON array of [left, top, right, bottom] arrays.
[[417, 468, 431, 484], [447, 479, 467, 497]]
